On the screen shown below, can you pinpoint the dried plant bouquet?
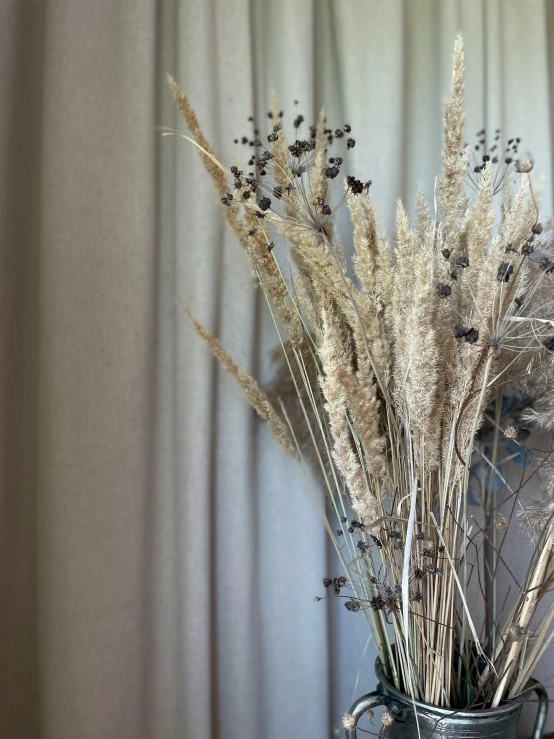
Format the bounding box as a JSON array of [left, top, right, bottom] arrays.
[[169, 37, 554, 713]]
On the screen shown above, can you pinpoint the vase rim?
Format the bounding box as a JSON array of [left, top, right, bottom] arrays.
[[375, 656, 531, 718]]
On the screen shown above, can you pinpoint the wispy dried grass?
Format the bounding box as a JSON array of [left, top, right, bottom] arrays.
[[184, 308, 295, 456], [171, 35, 554, 712]]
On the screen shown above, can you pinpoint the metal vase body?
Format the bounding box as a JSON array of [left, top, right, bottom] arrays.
[[345, 657, 548, 739]]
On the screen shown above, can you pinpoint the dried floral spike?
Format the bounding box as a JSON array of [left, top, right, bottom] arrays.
[[184, 309, 294, 456]]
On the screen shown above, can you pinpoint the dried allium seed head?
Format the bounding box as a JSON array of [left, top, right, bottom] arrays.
[[495, 514, 509, 531], [503, 426, 518, 440], [381, 711, 394, 726], [517, 156, 534, 173], [342, 713, 356, 730]]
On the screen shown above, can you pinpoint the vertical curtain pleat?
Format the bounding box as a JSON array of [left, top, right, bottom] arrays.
[[35, 2, 157, 738], [0, 3, 44, 737]]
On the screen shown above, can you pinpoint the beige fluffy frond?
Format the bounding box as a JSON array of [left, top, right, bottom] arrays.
[[270, 94, 293, 191], [318, 301, 377, 524], [311, 110, 329, 204], [168, 74, 229, 197], [438, 35, 467, 235], [404, 232, 439, 456], [184, 308, 295, 456]]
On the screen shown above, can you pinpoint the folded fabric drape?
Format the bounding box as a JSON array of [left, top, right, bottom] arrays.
[[1, 1, 552, 737]]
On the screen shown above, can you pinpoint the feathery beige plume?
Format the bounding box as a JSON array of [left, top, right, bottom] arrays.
[[438, 35, 467, 237], [184, 308, 295, 456], [167, 74, 229, 197], [311, 110, 329, 204], [318, 301, 377, 524], [270, 94, 293, 191]]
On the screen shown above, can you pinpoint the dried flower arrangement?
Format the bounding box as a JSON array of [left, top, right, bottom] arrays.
[[168, 36, 554, 714]]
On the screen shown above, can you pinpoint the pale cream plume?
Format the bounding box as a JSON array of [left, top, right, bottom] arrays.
[[185, 309, 295, 456], [438, 36, 467, 241], [310, 110, 329, 204], [318, 301, 377, 524]]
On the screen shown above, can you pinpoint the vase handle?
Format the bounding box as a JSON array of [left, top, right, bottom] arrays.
[[345, 689, 388, 738], [529, 679, 548, 739]]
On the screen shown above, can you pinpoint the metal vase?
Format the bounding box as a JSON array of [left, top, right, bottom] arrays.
[[345, 657, 548, 739]]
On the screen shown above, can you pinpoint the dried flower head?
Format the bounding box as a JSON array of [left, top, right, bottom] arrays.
[[342, 713, 356, 730], [381, 711, 394, 727]]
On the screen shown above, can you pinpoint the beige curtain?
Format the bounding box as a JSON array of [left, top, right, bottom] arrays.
[[1, 1, 553, 738]]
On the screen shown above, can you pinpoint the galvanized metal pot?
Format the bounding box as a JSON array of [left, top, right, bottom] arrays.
[[345, 656, 548, 739]]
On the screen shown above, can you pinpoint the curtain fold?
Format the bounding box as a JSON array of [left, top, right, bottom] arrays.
[[1, 1, 553, 738]]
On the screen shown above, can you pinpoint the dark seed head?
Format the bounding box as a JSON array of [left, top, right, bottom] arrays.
[[437, 283, 452, 298], [369, 596, 384, 611], [497, 262, 514, 282], [543, 336, 554, 352], [464, 328, 479, 344], [456, 255, 470, 268], [257, 196, 271, 211], [442, 248, 451, 260], [345, 599, 362, 612], [346, 175, 364, 194], [325, 166, 340, 179]]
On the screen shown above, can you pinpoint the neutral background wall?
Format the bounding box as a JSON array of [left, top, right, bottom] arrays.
[[1, 1, 554, 738]]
